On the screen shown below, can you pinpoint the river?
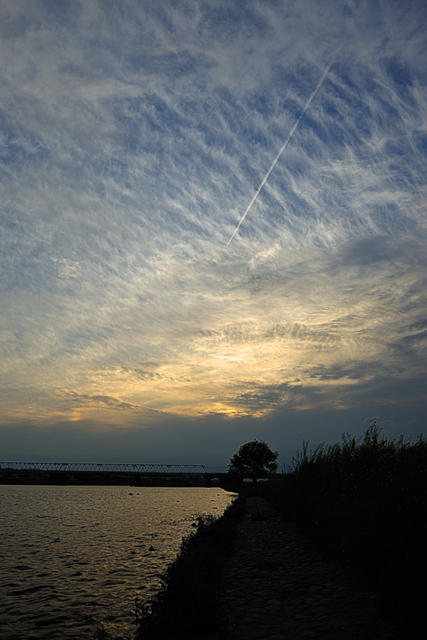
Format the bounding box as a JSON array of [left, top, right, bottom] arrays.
[[0, 484, 236, 639]]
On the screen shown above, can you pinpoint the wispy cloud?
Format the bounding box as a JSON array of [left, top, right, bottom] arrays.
[[1, 0, 426, 463]]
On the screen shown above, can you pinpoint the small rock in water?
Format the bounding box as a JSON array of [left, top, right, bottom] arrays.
[[149, 545, 155, 551]]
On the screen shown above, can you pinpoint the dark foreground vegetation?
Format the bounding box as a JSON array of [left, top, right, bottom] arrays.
[[259, 423, 427, 631], [93, 495, 245, 640], [95, 424, 426, 638]]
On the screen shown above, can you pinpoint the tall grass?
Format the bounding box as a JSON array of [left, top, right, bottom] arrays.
[[262, 424, 427, 627]]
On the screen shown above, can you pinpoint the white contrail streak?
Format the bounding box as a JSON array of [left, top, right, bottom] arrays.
[[226, 53, 339, 248]]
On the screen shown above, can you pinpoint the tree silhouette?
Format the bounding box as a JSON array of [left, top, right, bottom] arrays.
[[228, 439, 279, 483]]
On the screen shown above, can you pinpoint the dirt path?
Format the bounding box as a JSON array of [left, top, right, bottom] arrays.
[[207, 496, 416, 640]]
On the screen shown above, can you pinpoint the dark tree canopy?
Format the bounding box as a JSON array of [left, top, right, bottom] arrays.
[[228, 439, 279, 482]]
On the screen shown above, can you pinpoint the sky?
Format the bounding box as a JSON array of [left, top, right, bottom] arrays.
[[1, 0, 426, 469]]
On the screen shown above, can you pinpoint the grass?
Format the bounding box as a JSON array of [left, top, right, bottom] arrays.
[[93, 494, 245, 640], [259, 423, 427, 630]]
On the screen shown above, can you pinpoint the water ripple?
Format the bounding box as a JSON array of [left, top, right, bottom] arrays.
[[0, 485, 235, 639]]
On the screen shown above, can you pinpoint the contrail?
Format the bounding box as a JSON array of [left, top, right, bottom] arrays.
[[226, 52, 340, 248]]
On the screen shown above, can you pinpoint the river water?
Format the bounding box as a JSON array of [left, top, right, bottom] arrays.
[[0, 485, 235, 639]]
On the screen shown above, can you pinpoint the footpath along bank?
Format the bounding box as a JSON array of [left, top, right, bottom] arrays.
[[122, 492, 419, 640], [207, 495, 415, 640]]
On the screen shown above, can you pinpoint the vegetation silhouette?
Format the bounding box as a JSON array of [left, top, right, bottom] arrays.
[[227, 439, 279, 484], [259, 423, 427, 632]]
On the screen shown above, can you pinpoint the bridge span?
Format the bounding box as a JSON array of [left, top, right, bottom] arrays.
[[0, 461, 211, 474], [0, 461, 228, 486]]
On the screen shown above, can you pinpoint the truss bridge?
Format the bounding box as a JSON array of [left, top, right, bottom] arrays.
[[0, 461, 226, 486]]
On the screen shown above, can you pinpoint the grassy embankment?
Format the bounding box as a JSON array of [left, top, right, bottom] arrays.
[[93, 494, 245, 640], [259, 423, 427, 630]]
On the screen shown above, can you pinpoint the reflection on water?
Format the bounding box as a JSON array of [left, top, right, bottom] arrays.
[[0, 485, 235, 639]]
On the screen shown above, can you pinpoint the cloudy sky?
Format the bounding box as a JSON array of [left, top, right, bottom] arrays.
[[1, 0, 426, 468]]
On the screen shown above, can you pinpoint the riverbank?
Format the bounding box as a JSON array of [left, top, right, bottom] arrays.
[[104, 491, 420, 640], [94, 427, 426, 639], [126, 494, 245, 640]]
